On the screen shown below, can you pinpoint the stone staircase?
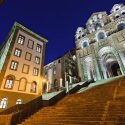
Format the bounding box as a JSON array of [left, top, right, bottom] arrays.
[[18, 76, 125, 125]]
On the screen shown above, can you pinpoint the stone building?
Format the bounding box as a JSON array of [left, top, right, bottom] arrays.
[[0, 22, 47, 110], [75, 3, 125, 82], [43, 49, 79, 93]]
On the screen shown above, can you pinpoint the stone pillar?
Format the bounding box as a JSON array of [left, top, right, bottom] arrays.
[[119, 51, 125, 68], [47, 81, 49, 92], [60, 78, 63, 87], [93, 58, 102, 81], [65, 81, 69, 93], [115, 51, 125, 75], [69, 76, 72, 84], [100, 61, 108, 79]]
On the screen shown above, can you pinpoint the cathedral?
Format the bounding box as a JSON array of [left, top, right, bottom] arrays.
[[75, 3, 125, 82]]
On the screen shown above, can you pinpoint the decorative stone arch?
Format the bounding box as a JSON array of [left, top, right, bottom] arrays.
[[80, 38, 90, 49], [96, 30, 107, 41], [95, 23, 102, 30], [117, 21, 125, 31], [121, 10, 125, 15], [111, 4, 123, 13], [115, 14, 120, 19], [83, 56, 95, 81], [97, 46, 123, 79], [75, 27, 84, 39], [18, 77, 27, 91]]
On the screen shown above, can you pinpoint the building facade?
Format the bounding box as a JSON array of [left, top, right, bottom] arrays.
[[75, 4, 125, 82], [43, 49, 79, 93], [0, 22, 47, 110]]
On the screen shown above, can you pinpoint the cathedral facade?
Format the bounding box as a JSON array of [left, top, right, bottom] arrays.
[[75, 4, 125, 82]]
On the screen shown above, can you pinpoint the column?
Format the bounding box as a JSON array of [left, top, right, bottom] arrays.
[[60, 78, 63, 87]]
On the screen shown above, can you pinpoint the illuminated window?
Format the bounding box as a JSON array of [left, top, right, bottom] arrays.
[[17, 35, 25, 45], [0, 98, 7, 109], [10, 61, 18, 70], [35, 56, 40, 64], [30, 81, 37, 93], [16, 99, 22, 104], [14, 48, 22, 57], [33, 68, 39, 76], [36, 44, 42, 53], [5, 76, 14, 89]]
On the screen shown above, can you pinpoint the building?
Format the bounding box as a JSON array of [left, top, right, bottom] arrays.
[[0, 22, 48, 110], [75, 3, 125, 82], [43, 49, 79, 93]]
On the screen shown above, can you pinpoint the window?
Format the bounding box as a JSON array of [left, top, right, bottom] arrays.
[[122, 11, 125, 15], [27, 39, 34, 49], [16, 99, 22, 104], [83, 42, 89, 48], [22, 64, 29, 74], [35, 56, 40, 64], [97, 32, 106, 41], [30, 81, 37, 93], [58, 60, 60, 63], [36, 44, 42, 53], [118, 23, 125, 31], [25, 52, 32, 61], [4, 76, 14, 89], [0, 98, 7, 109], [115, 15, 120, 19], [33, 68, 39, 76], [14, 48, 22, 57], [95, 23, 102, 30], [10, 61, 18, 70], [17, 35, 25, 45]]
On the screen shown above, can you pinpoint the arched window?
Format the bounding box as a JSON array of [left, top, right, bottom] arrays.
[[4, 75, 14, 89], [118, 23, 125, 31], [0, 98, 7, 109], [115, 14, 120, 19], [97, 32, 106, 41], [30, 81, 37, 93], [16, 99, 22, 104], [122, 12, 125, 15], [95, 23, 102, 30]]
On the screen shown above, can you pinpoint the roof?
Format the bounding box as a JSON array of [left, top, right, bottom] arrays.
[[14, 22, 48, 43]]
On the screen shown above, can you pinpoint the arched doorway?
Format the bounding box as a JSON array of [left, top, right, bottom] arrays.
[[110, 63, 121, 76], [98, 46, 122, 79]]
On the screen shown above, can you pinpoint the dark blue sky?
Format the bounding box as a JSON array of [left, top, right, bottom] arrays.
[[0, 0, 125, 64]]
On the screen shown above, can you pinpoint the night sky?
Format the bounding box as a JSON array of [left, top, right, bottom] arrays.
[[0, 0, 125, 64]]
